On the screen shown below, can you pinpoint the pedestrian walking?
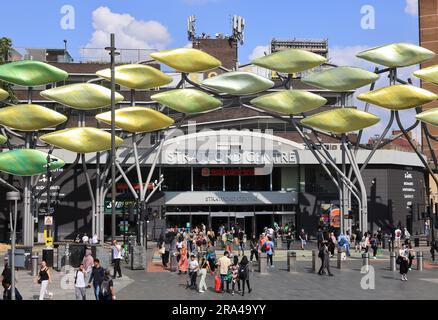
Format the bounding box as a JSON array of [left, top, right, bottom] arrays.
[[217, 251, 232, 293], [206, 241, 216, 272], [264, 236, 275, 268], [229, 255, 241, 295], [99, 270, 115, 300], [318, 241, 333, 276], [328, 232, 337, 257], [316, 227, 324, 250], [74, 263, 87, 300], [250, 236, 259, 262], [407, 241, 415, 271], [238, 255, 251, 296], [178, 245, 189, 274], [112, 240, 122, 278], [394, 227, 402, 248], [370, 234, 379, 259], [37, 260, 53, 300], [299, 229, 307, 250], [88, 258, 105, 300], [187, 254, 199, 290], [82, 249, 94, 281], [398, 244, 409, 281], [198, 257, 210, 293], [1, 263, 22, 300]]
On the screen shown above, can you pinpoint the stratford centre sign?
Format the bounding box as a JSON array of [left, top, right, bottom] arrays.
[[165, 191, 298, 205], [160, 129, 304, 165]]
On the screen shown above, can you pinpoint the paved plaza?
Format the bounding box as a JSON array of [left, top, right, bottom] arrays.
[[2, 242, 438, 300]]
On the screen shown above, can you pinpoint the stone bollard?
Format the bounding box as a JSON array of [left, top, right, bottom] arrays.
[[362, 252, 370, 271], [287, 251, 297, 273], [417, 251, 423, 271], [312, 250, 317, 273], [259, 252, 268, 274], [337, 248, 343, 269], [390, 251, 396, 271], [169, 250, 178, 272], [31, 253, 39, 277]]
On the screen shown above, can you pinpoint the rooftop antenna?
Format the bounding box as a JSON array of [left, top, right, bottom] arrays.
[[188, 15, 196, 41], [232, 15, 245, 45]]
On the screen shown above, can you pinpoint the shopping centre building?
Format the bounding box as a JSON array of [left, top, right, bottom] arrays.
[[0, 34, 430, 242]]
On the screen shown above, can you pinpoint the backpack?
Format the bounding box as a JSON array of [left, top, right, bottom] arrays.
[[238, 264, 248, 280], [262, 242, 271, 252], [100, 278, 111, 297]]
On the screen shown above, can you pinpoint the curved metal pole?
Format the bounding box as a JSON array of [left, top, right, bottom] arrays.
[[422, 122, 438, 169], [395, 111, 438, 188], [81, 154, 96, 231], [343, 142, 368, 232], [115, 161, 139, 199]]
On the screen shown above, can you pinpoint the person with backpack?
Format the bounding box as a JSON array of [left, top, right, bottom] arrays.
[[264, 236, 275, 268], [74, 263, 87, 300], [206, 241, 216, 272], [238, 255, 251, 296], [88, 259, 105, 300], [99, 270, 115, 300]]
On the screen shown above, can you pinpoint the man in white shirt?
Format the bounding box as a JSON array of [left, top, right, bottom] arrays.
[[217, 251, 232, 293], [75, 263, 87, 300], [112, 240, 122, 278]]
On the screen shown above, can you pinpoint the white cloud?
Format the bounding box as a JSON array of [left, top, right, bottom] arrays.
[[405, 0, 418, 16], [83, 6, 172, 62], [247, 45, 270, 77], [249, 45, 270, 61]]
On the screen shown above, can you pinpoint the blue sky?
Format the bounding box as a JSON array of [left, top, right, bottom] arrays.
[[0, 0, 419, 64]]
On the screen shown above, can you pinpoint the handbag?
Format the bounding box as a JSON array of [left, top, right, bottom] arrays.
[[158, 243, 165, 255], [396, 256, 403, 265]]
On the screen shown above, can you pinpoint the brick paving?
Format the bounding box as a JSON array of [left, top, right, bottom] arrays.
[[1, 243, 438, 300]]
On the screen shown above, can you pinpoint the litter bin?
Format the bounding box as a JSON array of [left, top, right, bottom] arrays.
[[42, 248, 54, 268], [8, 249, 26, 268]]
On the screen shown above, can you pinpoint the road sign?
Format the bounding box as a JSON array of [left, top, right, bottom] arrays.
[[44, 216, 53, 226]]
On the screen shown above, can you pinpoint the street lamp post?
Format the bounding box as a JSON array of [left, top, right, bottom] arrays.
[[105, 33, 118, 242], [7, 191, 20, 300]]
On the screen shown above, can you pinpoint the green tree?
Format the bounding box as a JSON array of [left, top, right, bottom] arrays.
[[0, 37, 18, 103]]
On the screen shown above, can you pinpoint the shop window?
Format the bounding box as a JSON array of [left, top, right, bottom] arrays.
[[161, 167, 191, 191], [193, 168, 223, 191]]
